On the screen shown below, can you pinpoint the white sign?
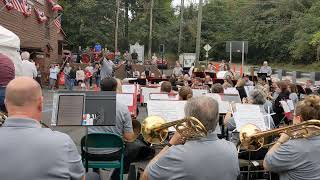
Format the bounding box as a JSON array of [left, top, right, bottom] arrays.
[[130, 42, 144, 64], [179, 53, 196, 68], [147, 100, 187, 131], [203, 44, 212, 52], [117, 94, 134, 107]]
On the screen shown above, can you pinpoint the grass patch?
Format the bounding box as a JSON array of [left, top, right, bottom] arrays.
[[269, 62, 320, 72]]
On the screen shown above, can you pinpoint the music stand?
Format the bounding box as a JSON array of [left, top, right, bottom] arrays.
[[194, 72, 205, 78], [257, 73, 268, 78], [206, 72, 216, 79]]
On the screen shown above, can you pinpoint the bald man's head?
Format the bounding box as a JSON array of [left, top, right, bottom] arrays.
[[5, 77, 42, 107]]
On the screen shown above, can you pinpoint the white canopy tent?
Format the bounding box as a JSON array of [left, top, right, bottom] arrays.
[[0, 25, 23, 77]]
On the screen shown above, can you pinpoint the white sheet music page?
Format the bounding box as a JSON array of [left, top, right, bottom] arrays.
[[141, 87, 161, 103], [224, 88, 239, 95], [122, 84, 136, 94], [192, 89, 208, 97], [219, 101, 231, 114], [286, 100, 295, 111], [206, 93, 222, 102], [244, 86, 255, 97], [147, 100, 187, 131], [235, 103, 261, 113], [149, 93, 169, 100], [280, 101, 291, 113], [234, 112, 267, 132], [117, 94, 134, 106]]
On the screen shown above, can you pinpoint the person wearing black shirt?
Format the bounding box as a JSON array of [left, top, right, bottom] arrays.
[[273, 81, 290, 126], [131, 50, 138, 64]]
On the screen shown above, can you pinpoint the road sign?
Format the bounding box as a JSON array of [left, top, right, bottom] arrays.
[[205, 52, 209, 58], [203, 44, 211, 52]]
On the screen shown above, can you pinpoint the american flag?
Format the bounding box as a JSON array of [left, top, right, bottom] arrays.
[[53, 15, 61, 32], [12, 0, 26, 13]]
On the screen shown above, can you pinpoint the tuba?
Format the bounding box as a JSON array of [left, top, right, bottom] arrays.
[[141, 116, 207, 144], [240, 120, 320, 151]]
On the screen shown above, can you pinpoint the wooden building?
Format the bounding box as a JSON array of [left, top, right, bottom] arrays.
[[0, 0, 64, 81]]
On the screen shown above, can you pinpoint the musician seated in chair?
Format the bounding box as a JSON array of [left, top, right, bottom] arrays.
[[160, 81, 172, 93], [88, 77, 154, 180], [141, 96, 240, 180], [0, 77, 88, 180], [224, 89, 275, 155], [264, 95, 320, 180]]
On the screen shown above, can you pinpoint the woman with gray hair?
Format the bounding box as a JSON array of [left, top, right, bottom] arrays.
[[248, 89, 274, 114], [224, 89, 275, 147]]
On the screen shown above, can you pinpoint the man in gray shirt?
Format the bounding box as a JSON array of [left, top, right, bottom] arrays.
[[100, 53, 124, 80], [0, 77, 85, 180], [141, 96, 239, 180], [264, 96, 320, 180], [259, 61, 272, 76], [88, 77, 139, 180]]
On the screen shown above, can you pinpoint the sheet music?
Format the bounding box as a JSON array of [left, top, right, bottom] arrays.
[[52, 94, 85, 126], [217, 71, 227, 79], [147, 100, 187, 131], [141, 87, 161, 103], [122, 84, 136, 94], [287, 100, 295, 111], [280, 101, 291, 113], [244, 86, 255, 97], [235, 103, 261, 113], [219, 101, 231, 114], [192, 89, 208, 97], [51, 93, 59, 125], [150, 93, 169, 100], [234, 112, 267, 131], [206, 93, 222, 102], [222, 94, 242, 103], [117, 94, 134, 106], [224, 88, 239, 95]]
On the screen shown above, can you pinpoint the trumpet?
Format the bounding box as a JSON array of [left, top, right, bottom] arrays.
[[141, 116, 207, 144], [240, 120, 320, 151]]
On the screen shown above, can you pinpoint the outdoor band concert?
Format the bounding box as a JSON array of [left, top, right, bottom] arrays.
[[1, 0, 320, 180]]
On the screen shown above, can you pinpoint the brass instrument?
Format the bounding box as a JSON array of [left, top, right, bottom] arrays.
[[240, 120, 320, 151], [0, 111, 7, 126], [141, 116, 207, 144]]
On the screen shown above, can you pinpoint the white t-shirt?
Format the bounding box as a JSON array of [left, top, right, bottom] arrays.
[[21, 60, 37, 78], [49, 67, 59, 80]]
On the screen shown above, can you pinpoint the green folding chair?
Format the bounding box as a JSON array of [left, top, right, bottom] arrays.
[[81, 133, 125, 180]]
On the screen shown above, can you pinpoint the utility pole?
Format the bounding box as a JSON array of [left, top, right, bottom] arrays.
[[148, 0, 154, 60], [178, 0, 184, 55], [115, 0, 120, 51], [195, 0, 203, 67], [125, 0, 129, 50]]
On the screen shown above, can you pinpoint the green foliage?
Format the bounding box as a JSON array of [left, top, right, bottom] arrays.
[[60, 0, 320, 64]]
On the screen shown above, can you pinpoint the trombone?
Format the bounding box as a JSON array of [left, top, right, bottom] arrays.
[[132, 116, 207, 144], [239, 120, 320, 151]]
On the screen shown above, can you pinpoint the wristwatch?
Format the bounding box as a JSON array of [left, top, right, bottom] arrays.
[[167, 143, 173, 147]]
